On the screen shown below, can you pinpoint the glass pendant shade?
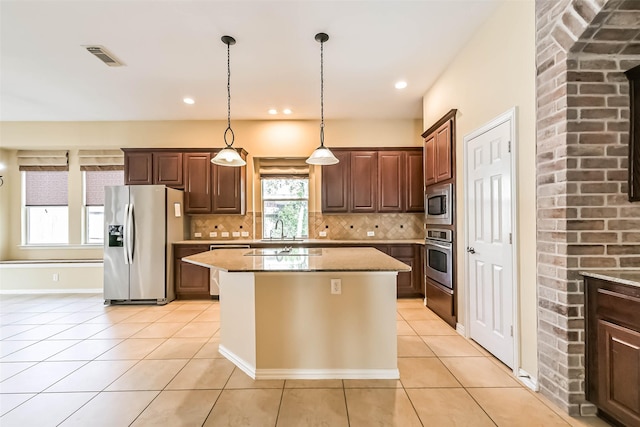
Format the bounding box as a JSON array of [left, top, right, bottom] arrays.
[[306, 145, 339, 165], [211, 147, 246, 166]]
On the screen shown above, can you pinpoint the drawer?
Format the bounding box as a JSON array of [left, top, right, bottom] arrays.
[[390, 245, 414, 258], [596, 288, 640, 331]]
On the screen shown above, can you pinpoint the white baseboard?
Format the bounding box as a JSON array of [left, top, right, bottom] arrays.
[[518, 368, 538, 391], [456, 323, 466, 336], [0, 289, 102, 294], [219, 345, 400, 380]]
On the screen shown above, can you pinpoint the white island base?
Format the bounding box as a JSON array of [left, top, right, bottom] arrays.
[[217, 271, 399, 380]]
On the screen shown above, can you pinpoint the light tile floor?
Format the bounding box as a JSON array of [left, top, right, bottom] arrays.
[[0, 294, 612, 427]]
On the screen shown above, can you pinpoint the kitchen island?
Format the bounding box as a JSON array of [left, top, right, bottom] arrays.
[[182, 247, 410, 380]]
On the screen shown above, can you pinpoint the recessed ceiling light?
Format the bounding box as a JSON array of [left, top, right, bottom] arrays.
[[268, 109, 278, 115], [283, 109, 292, 115], [395, 81, 407, 89], [183, 97, 195, 104]]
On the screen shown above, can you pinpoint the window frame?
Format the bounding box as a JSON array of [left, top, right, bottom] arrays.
[[261, 177, 310, 239]]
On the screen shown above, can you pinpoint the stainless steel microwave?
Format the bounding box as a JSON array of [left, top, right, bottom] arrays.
[[425, 183, 452, 225]]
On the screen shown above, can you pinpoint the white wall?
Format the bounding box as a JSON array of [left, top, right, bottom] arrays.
[[422, 1, 537, 379]]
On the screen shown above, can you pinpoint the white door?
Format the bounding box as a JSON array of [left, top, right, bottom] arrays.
[[465, 117, 514, 368]]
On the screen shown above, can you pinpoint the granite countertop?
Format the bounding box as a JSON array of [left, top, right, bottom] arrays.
[[580, 270, 640, 288], [174, 238, 425, 245], [182, 247, 412, 273]]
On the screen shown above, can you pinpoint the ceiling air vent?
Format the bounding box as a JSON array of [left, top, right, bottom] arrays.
[[83, 45, 125, 67]]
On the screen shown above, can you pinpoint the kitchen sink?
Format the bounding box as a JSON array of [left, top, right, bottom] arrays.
[[244, 248, 322, 257]]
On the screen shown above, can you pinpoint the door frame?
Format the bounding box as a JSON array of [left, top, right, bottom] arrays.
[[462, 107, 521, 379]]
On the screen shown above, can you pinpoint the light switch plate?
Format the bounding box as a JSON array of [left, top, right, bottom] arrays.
[[209, 232, 217, 238], [232, 231, 240, 237], [241, 231, 249, 237], [367, 231, 375, 237], [194, 232, 202, 238], [221, 231, 230, 238]]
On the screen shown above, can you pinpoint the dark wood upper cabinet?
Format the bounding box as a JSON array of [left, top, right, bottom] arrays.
[[124, 152, 153, 185], [378, 151, 403, 212], [123, 148, 248, 215], [321, 151, 350, 213], [422, 109, 457, 188], [211, 151, 246, 214], [350, 151, 377, 212], [153, 152, 183, 187], [321, 148, 423, 214], [406, 149, 425, 212], [183, 152, 212, 213], [625, 64, 640, 202]]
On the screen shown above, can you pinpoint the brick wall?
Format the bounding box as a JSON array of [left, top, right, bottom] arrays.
[[536, 0, 640, 415]]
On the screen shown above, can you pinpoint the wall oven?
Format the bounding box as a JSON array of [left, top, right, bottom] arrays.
[[425, 229, 453, 290], [425, 183, 452, 226]]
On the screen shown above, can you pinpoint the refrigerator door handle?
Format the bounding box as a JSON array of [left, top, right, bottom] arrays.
[[126, 203, 135, 264], [123, 203, 130, 264]]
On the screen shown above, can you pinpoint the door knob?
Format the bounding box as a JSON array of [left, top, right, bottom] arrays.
[[467, 247, 476, 254]]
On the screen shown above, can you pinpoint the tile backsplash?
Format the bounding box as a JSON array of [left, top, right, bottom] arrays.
[[189, 212, 424, 240]]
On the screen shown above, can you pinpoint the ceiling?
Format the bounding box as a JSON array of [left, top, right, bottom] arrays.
[[0, 0, 500, 122]]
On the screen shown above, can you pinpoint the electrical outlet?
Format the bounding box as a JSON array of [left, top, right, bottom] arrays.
[[53, 273, 59, 282], [209, 232, 217, 238], [194, 232, 202, 238], [367, 231, 375, 237], [232, 231, 240, 237], [241, 231, 249, 237], [319, 231, 327, 237], [221, 231, 230, 238], [331, 278, 341, 294]]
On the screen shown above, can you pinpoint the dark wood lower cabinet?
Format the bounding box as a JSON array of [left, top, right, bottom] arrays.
[[425, 279, 455, 328], [173, 242, 425, 300], [585, 275, 640, 427], [174, 245, 211, 299]]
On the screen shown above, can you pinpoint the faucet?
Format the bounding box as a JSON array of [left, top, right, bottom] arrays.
[[271, 219, 284, 239]]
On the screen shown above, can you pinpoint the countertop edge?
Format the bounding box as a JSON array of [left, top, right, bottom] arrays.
[[580, 270, 640, 288], [174, 239, 425, 245]]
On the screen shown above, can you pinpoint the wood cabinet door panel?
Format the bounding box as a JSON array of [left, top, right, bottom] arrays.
[[321, 151, 350, 213], [184, 153, 212, 213], [153, 152, 183, 187], [435, 121, 452, 182], [406, 150, 424, 212], [424, 135, 436, 187], [378, 151, 403, 212], [125, 152, 153, 185], [597, 319, 640, 426], [350, 151, 377, 212], [212, 164, 243, 214]]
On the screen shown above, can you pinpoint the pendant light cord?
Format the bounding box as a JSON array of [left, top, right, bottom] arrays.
[[224, 39, 234, 147], [319, 38, 325, 147]]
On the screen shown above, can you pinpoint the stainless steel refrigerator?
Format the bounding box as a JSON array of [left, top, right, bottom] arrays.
[[103, 185, 185, 305]]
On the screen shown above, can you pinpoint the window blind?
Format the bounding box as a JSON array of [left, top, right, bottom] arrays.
[[257, 158, 309, 178], [25, 171, 68, 206], [78, 149, 124, 171], [85, 170, 124, 206], [17, 150, 69, 171]]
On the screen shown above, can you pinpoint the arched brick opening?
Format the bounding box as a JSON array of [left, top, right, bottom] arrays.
[[536, 0, 640, 415]]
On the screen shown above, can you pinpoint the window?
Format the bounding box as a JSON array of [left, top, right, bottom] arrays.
[[84, 170, 124, 244], [24, 171, 69, 244], [262, 178, 309, 239]]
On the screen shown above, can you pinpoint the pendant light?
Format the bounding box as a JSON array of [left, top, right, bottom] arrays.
[[211, 35, 246, 167], [306, 33, 339, 166]]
